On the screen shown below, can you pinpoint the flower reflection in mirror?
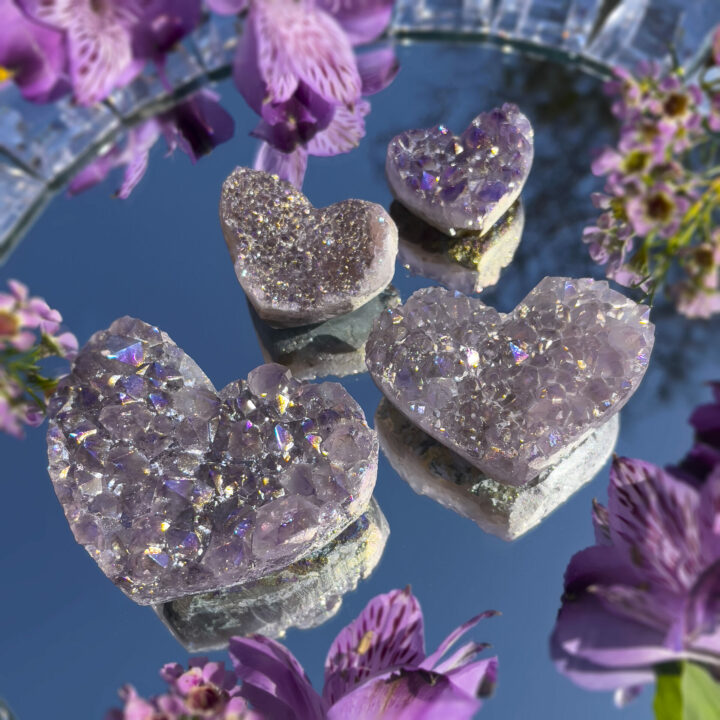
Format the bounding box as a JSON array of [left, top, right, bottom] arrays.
[[551, 382, 720, 712], [107, 587, 499, 719]]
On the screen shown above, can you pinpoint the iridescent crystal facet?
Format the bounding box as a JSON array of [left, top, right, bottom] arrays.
[[386, 104, 533, 236], [366, 278, 654, 485], [47, 318, 378, 604], [220, 167, 398, 327]]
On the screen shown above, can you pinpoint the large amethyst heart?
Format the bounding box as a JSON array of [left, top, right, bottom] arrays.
[[47, 317, 378, 604], [366, 278, 654, 486], [220, 167, 398, 327], [386, 104, 534, 236]]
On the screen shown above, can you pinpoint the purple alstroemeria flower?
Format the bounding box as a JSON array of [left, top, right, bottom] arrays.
[[0, 0, 69, 102], [69, 89, 234, 198], [210, 0, 397, 156], [551, 386, 720, 705], [254, 99, 370, 187], [18, 0, 202, 105], [229, 587, 499, 718]]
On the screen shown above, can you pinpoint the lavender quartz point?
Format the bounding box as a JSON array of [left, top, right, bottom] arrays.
[[250, 286, 401, 381], [220, 167, 398, 328], [366, 278, 654, 486], [376, 399, 618, 540], [386, 104, 534, 237], [155, 498, 389, 651], [47, 318, 378, 604], [392, 200, 524, 294]]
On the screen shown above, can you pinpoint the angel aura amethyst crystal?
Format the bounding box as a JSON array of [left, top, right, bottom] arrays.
[[47, 318, 378, 604], [220, 168, 398, 327], [386, 104, 534, 236], [366, 278, 654, 486]]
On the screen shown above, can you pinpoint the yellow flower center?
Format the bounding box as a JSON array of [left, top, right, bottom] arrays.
[[0, 66, 15, 84], [0, 310, 19, 338]]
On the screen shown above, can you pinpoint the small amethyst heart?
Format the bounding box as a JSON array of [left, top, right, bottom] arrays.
[[220, 167, 398, 327], [386, 104, 534, 236], [47, 317, 378, 604], [366, 278, 654, 486]]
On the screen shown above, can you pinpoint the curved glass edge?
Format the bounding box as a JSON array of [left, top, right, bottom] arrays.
[[1, 1, 718, 264], [391, 0, 719, 76], [0, 14, 240, 265]]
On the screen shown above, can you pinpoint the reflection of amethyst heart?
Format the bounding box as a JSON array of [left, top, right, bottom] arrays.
[[47, 318, 377, 604], [220, 168, 398, 327], [366, 278, 654, 486], [386, 104, 533, 236]]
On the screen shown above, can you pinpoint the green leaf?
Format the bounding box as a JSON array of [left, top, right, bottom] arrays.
[[654, 661, 720, 720]]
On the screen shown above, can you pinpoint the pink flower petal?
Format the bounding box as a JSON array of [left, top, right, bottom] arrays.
[[421, 610, 498, 672], [323, 587, 426, 706], [326, 669, 483, 720], [317, 0, 394, 45], [608, 457, 705, 595], [205, 0, 248, 14], [551, 593, 678, 671], [11, 330, 36, 352], [253, 0, 361, 106], [356, 46, 399, 95], [306, 100, 369, 156], [229, 635, 326, 719], [254, 142, 308, 189], [21, 0, 143, 104], [117, 120, 162, 199], [8, 279, 28, 302]]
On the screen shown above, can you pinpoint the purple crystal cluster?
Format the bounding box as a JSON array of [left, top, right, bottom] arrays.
[[366, 278, 654, 486], [386, 104, 534, 236], [47, 318, 378, 604], [220, 168, 398, 327]]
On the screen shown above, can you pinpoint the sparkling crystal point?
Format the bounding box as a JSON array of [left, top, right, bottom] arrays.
[[386, 104, 533, 236], [365, 278, 654, 486], [47, 317, 378, 604], [220, 167, 399, 328]]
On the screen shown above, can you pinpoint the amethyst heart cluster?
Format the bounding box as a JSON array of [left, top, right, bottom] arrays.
[[367, 278, 655, 488], [220, 168, 398, 328], [386, 104, 534, 238], [47, 317, 379, 605]]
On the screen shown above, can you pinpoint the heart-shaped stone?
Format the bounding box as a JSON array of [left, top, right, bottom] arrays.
[[386, 104, 534, 236], [47, 317, 378, 604], [220, 168, 398, 328], [366, 278, 654, 486]]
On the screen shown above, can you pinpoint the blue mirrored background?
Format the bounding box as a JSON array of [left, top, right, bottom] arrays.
[[1, 40, 718, 719]]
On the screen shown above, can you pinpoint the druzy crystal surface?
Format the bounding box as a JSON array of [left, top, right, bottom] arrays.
[[156, 498, 389, 651], [386, 104, 534, 236], [366, 278, 654, 486], [376, 399, 618, 541], [393, 201, 524, 294], [220, 167, 398, 327], [47, 318, 378, 604]]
